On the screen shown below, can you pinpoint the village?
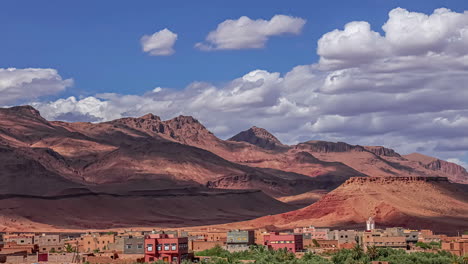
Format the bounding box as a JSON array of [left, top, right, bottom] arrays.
[[0, 218, 466, 264]]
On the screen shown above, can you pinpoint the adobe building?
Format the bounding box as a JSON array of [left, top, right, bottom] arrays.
[[189, 240, 225, 252], [3, 234, 35, 245], [79, 233, 116, 253], [303, 238, 338, 249], [418, 230, 446, 243], [1, 234, 37, 254], [226, 230, 255, 252], [441, 235, 468, 256], [294, 226, 332, 240], [181, 230, 226, 242], [144, 234, 189, 264], [263, 232, 303, 253]]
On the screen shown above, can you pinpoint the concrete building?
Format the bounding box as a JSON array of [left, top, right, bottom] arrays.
[[226, 230, 255, 252], [123, 236, 145, 254], [106, 232, 144, 253], [362, 230, 407, 249], [34, 234, 64, 252], [331, 230, 361, 245], [3, 234, 35, 245], [403, 230, 419, 244], [263, 232, 303, 253], [144, 234, 189, 264]]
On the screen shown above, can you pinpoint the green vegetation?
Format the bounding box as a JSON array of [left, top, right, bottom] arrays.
[[312, 239, 320, 248], [192, 244, 466, 264], [415, 241, 442, 249], [65, 244, 75, 253]]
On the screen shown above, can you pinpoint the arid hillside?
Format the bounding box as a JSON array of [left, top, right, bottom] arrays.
[[0, 105, 467, 232], [220, 177, 468, 234]]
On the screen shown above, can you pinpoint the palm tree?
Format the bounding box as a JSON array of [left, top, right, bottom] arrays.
[[65, 244, 75, 253], [351, 243, 364, 260], [366, 245, 378, 260]]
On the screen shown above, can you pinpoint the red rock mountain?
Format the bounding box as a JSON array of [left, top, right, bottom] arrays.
[[228, 126, 285, 150], [0, 105, 467, 231], [219, 177, 468, 234]]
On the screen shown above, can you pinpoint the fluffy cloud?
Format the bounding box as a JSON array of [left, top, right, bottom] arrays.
[[141, 28, 178, 56], [0, 68, 72, 105], [318, 8, 468, 69], [31, 7, 468, 165], [196, 15, 306, 50]]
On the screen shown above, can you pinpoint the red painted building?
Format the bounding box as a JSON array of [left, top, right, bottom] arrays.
[[263, 232, 303, 253], [144, 234, 189, 264]]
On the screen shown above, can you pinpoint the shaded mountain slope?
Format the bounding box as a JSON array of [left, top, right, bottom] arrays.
[[0, 189, 293, 232]]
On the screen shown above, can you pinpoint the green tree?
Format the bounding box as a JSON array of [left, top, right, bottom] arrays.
[[366, 245, 378, 260], [312, 239, 321, 248]]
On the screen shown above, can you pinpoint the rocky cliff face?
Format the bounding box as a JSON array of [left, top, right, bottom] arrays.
[[228, 126, 284, 150], [364, 146, 401, 157], [295, 141, 365, 153], [425, 159, 468, 183], [404, 153, 468, 184], [343, 176, 449, 185]]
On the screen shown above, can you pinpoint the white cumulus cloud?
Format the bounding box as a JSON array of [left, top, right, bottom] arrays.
[[29, 7, 468, 166], [196, 15, 306, 50], [141, 28, 178, 56], [0, 68, 72, 105]]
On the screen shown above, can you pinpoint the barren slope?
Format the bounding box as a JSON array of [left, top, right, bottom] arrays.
[[222, 177, 468, 234]]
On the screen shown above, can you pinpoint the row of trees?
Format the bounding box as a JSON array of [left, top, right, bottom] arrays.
[[193, 244, 468, 264]]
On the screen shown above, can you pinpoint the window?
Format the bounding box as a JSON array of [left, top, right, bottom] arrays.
[[164, 243, 170, 250], [126, 244, 132, 249], [137, 244, 143, 249], [171, 243, 177, 250], [147, 244, 153, 252], [157, 244, 162, 251]]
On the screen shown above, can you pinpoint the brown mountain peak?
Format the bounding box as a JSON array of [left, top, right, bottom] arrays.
[[6, 105, 43, 119], [228, 126, 283, 150], [139, 113, 161, 121], [171, 115, 200, 124]]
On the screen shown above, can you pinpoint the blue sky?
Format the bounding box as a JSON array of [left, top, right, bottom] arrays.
[[2, 0, 467, 96], [1, 0, 468, 166]]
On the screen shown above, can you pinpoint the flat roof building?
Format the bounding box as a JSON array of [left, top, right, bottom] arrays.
[[264, 232, 303, 253], [144, 234, 189, 264]]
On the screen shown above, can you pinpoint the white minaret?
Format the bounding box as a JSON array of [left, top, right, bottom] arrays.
[[366, 217, 375, 231]]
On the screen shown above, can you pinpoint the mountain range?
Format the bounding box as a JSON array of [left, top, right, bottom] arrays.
[[0, 105, 467, 232]]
